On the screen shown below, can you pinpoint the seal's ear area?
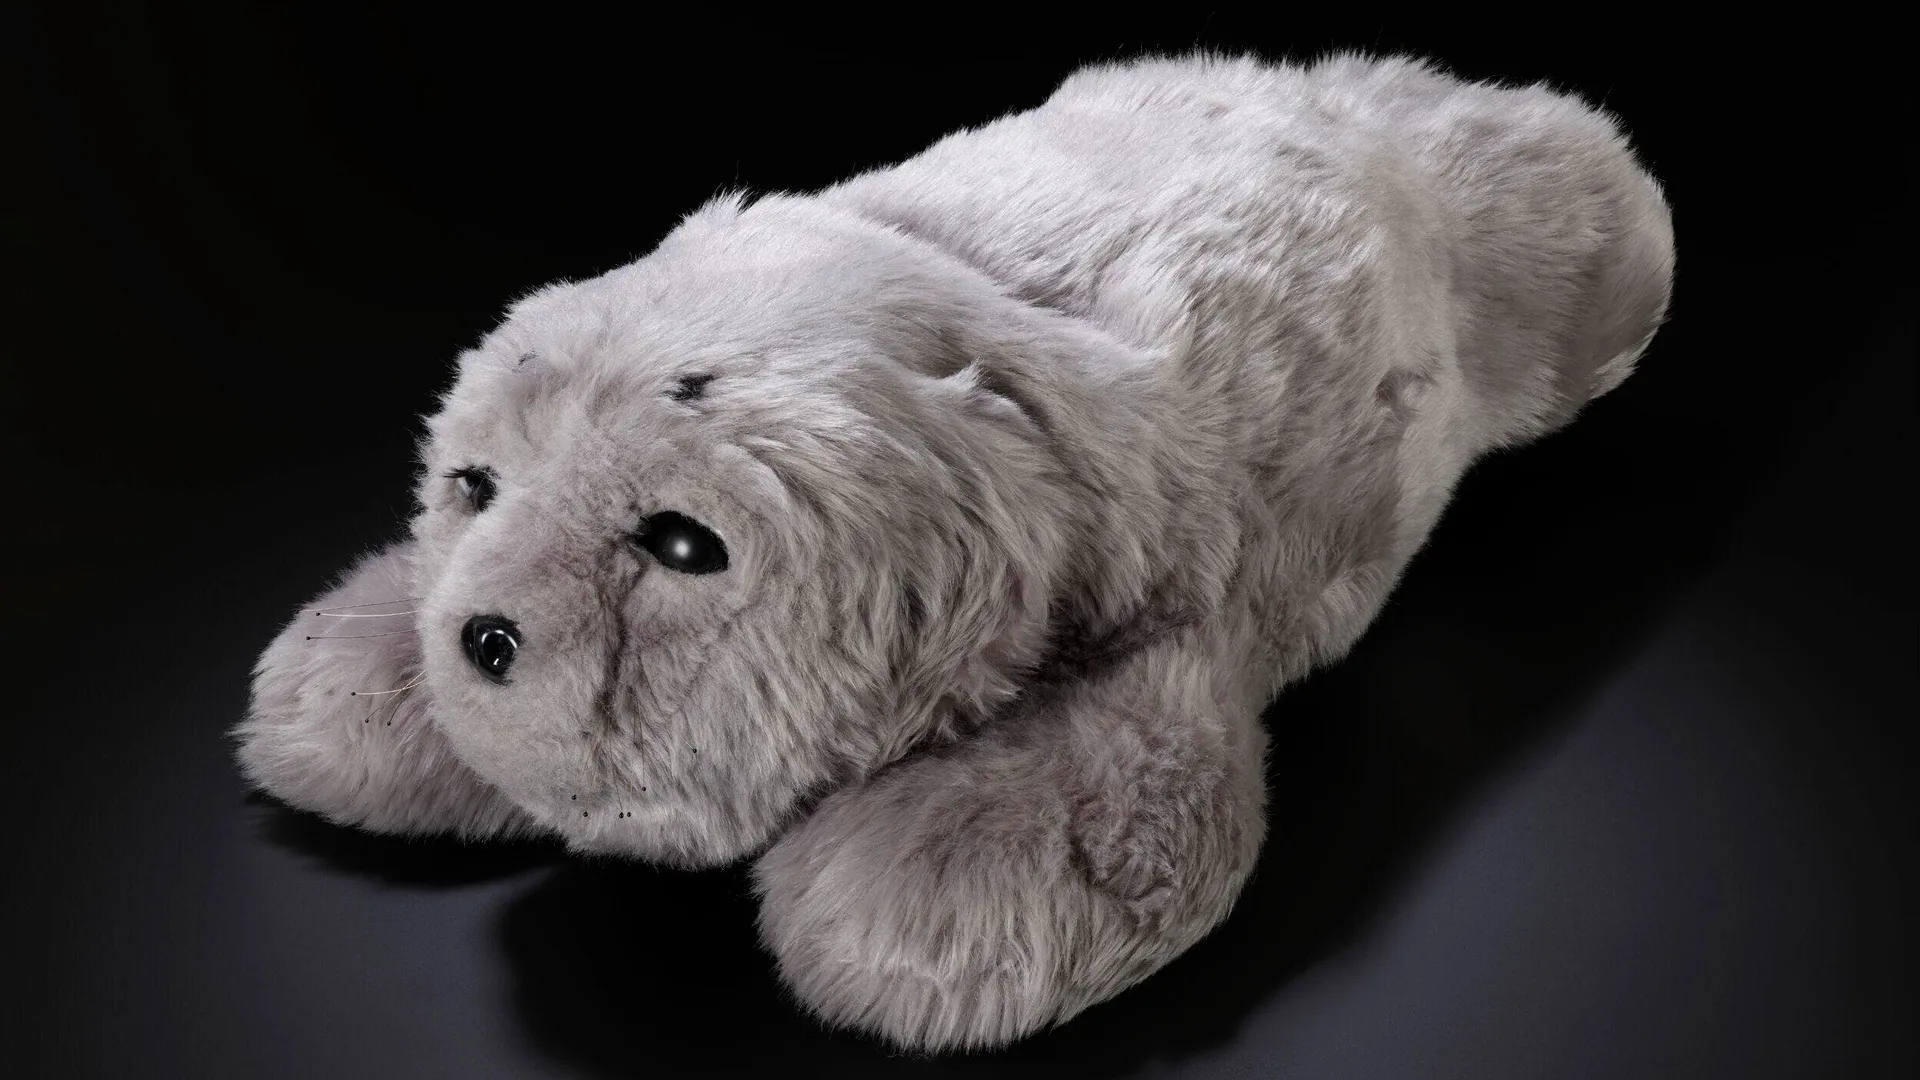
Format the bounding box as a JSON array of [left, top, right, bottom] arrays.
[[752, 631, 1267, 1052], [925, 360, 1050, 442], [233, 541, 537, 840], [438, 346, 569, 429]]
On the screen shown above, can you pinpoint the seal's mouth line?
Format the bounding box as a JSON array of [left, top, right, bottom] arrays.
[[592, 608, 630, 738]]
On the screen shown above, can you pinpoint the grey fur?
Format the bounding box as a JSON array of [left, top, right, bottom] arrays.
[[232, 53, 1673, 1051]]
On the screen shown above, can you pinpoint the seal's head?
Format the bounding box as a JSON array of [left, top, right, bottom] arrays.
[[408, 195, 1074, 865]]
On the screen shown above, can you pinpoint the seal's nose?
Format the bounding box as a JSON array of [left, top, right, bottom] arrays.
[[461, 615, 520, 683]]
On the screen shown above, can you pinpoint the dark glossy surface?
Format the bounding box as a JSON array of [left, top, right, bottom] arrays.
[[8, 15, 1912, 1079], [637, 512, 730, 576], [463, 616, 521, 683]]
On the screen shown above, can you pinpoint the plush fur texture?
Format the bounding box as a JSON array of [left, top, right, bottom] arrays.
[[233, 52, 1673, 1052]]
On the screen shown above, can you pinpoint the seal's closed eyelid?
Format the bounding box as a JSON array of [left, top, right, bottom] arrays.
[[444, 466, 498, 512], [668, 374, 717, 402]]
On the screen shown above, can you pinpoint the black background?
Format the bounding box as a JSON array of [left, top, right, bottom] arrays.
[[7, 10, 1915, 1078]]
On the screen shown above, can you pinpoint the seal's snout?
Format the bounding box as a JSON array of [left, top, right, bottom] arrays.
[[461, 614, 520, 683]]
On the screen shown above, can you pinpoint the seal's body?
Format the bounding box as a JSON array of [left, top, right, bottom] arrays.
[[236, 54, 1673, 1051]]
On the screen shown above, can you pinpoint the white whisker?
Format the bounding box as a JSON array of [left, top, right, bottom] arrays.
[[306, 628, 419, 641], [363, 683, 417, 725], [310, 597, 423, 614], [314, 610, 420, 619], [352, 674, 425, 697], [377, 686, 417, 726]]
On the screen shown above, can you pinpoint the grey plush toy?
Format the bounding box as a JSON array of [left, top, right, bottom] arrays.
[[234, 53, 1674, 1051]]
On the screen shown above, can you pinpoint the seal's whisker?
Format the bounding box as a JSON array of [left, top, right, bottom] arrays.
[[313, 610, 421, 619], [380, 685, 417, 726], [311, 597, 422, 615], [352, 674, 425, 697], [363, 684, 416, 726], [306, 628, 419, 641]]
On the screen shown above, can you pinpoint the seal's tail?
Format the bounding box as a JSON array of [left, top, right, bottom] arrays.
[[1351, 57, 1677, 449]]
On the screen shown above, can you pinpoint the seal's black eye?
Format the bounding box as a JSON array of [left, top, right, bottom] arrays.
[[633, 511, 728, 574], [447, 467, 496, 512]]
